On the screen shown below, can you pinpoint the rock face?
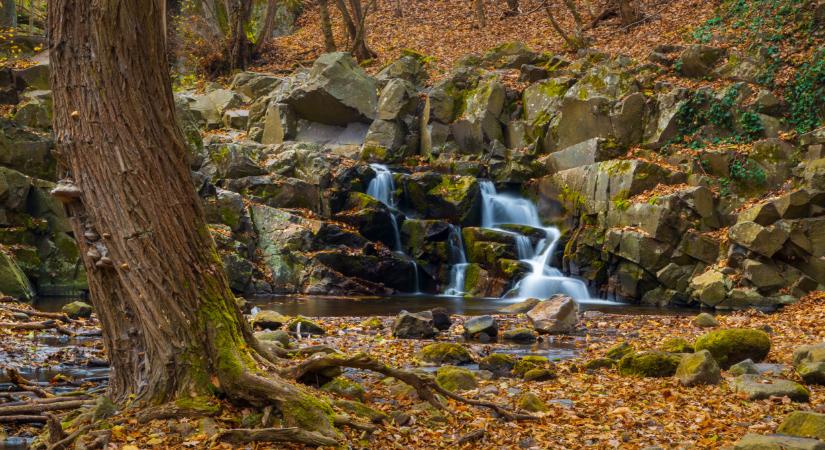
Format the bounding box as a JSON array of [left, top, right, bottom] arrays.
[[0, 251, 33, 300], [694, 329, 771, 369], [526, 295, 578, 334], [675, 350, 721, 386]]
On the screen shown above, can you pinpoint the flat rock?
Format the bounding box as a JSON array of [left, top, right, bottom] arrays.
[[730, 375, 810, 402]]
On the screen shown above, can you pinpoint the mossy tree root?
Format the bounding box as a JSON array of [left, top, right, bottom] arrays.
[[280, 351, 540, 421]]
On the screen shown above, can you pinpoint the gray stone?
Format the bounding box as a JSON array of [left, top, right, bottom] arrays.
[[222, 109, 249, 130], [252, 310, 289, 330], [542, 138, 624, 172], [729, 221, 789, 258], [392, 310, 437, 339], [743, 259, 785, 289], [376, 78, 418, 120], [734, 434, 825, 450], [793, 342, 825, 385], [498, 298, 540, 314], [730, 374, 810, 402], [62, 301, 92, 319], [526, 295, 578, 334], [675, 350, 721, 386], [676, 45, 726, 78], [463, 315, 498, 339], [694, 312, 719, 328]]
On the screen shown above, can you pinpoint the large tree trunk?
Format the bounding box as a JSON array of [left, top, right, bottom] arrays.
[[318, 0, 336, 52], [47, 0, 336, 439], [226, 0, 253, 70], [0, 0, 16, 28]]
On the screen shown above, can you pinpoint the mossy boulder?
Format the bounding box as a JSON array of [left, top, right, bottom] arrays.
[[360, 317, 384, 330], [400, 172, 481, 226], [517, 392, 548, 412], [321, 377, 366, 402], [287, 316, 326, 335], [793, 342, 825, 385], [332, 399, 389, 424], [502, 328, 538, 343], [479, 353, 517, 378], [61, 301, 92, 319], [606, 342, 634, 360], [660, 337, 694, 353], [252, 310, 290, 330], [729, 359, 760, 376], [675, 350, 721, 386], [418, 343, 473, 366], [513, 355, 554, 379], [777, 411, 825, 440], [694, 312, 719, 328], [523, 368, 557, 381], [584, 357, 616, 371], [694, 328, 771, 369], [255, 330, 291, 347], [435, 366, 478, 392], [618, 351, 682, 378]]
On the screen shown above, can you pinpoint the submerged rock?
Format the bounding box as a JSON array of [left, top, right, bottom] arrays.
[[526, 295, 578, 334]]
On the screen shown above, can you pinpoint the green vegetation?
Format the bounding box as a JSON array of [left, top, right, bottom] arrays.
[[787, 49, 825, 133]]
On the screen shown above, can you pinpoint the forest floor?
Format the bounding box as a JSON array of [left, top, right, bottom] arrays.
[[255, 0, 717, 77], [2, 293, 824, 449]]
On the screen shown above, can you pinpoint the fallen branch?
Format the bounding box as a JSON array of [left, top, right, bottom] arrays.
[[48, 423, 94, 450], [333, 414, 377, 432], [0, 415, 48, 423], [136, 402, 218, 423], [282, 352, 538, 421], [0, 320, 74, 335], [0, 399, 91, 416], [215, 427, 339, 446], [6, 368, 54, 398], [3, 307, 75, 324]]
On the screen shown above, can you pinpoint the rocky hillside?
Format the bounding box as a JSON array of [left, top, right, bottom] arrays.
[[1, 0, 823, 310]]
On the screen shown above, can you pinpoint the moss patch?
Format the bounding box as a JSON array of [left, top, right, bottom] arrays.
[[693, 328, 771, 369]]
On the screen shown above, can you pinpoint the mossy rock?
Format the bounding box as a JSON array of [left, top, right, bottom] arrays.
[[693, 312, 720, 328], [584, 357, 616, 371], [418, 342, 473, 365], [660, 337, 694, 353], [517, 392, 548, 412], [254, 329, 291, 347], [777, 411, 825, 440], [360, 317, 384, 330], [62, 301, 92, 319], [512, 355, 552, 378], [522, 368, 556, 381], [606, 341, 633, 360], [694, 328, 771, 369], [332, 399, 388, 424], [252, 310, 289, 330], [479, 353, 517, 378], [618, 351, 682, 378], [675, 349, 721, 386], [321, 377, 366, 402], [502, 327, 538, 343], [287, 316, 326, 335], [435, 365, 478, 392]]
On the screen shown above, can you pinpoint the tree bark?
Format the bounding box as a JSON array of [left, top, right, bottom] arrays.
[[226, 0, 253, 70], [474, 0, 486, 28], [617, 0, 639, 27], [318, 0, 336, 52], [334, 0, 376, 61], [0, 0, 16, 28], [504, 0, 519, 16], [47, 0, 337, 439], [253, 0, 278, 56]]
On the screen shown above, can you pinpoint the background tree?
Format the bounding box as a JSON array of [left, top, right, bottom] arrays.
[[474, 0, 486, 27], [334, 0, 377, 60], [318, 0, 337, 51], [503, 0, 519, 17], [544, 0, 588, 50], [0, 0, 16, 28]]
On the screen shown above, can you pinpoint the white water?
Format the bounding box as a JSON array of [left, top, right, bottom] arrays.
[[366, 164, 418, 293], [444, 225, 469, 295], [478, 181, 590, 301]]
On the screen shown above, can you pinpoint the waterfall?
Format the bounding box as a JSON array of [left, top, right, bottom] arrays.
[[366, 164, 418, 293], [367, 164, 402, 251], [444, 225, 469, 296], [477, 181, 590, 301]]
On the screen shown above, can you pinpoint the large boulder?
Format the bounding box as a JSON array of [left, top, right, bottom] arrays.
[[694, 328, 772, 369], [392, 310, 437, 339], [676, 45, 726, 78], [541, 137, 625, 173], [526, 295, 578, 334], [463, 315, 498, 339], [286, 52, 378, 125], [185, 89, 245, 129], [729, 221, 789, 258], [418, 343, 473, 365]]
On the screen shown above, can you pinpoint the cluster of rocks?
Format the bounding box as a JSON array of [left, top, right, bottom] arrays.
[[1, 42, 823, 306]]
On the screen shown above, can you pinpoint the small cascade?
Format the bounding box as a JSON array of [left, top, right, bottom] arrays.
[[444, 225, 469, 296], [367, 164, 403, 251], [477, 181, 590, 301], [366, 163, 418, 293]]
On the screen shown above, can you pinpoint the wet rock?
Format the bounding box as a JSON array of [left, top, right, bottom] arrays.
[[401, 172, 481, 226], [517, 392, 548, 412], [498, 298, 540, 314], [62, 301, 92, 319], [730, 375, 810, 402], [392, 310, 437, 339], [321, 377, 366, 402], [734, 434, 825, 450], [252, 310, 289, 330], [287, 316, 326, 335], [777, 411, 825, 440], [435, 365, 478, 392], [430, 307, 452, 331], [286, 52, 377, 125], [694, 328, 771, 369], [418, 343, 473, 365], [479, 353, 517, 378], [729, 359, 760, 376], [359, 317, 384, 330], [503, 328, 538, 344], [618, 351, 682, 378], [676, 350, 721, 386], [526, 295, 578, 334], [793, 342, 825, 385], [463, 315, 498, 339], [694, 312, 719, 328]]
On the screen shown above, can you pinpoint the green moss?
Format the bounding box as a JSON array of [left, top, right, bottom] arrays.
[[321, 377, 366, 402], [777, 411, 825, 440], [583, 357, 616, 370], [360, 317, 383, 330], [661, 337, 695, 353], [517, 392, 548, 412], [512, 355, 551, 378], [522, 368, 556, 381], [418, 343, 473, 365], [617, 351, 682, 377], [435, 366, 477, 392], [281, 394, 338, 435], [360, 144, 389, 162], [479, 353, 517, 370], [432, 175, 475, 204], [606, 341, 633, 360], [332, 399, 388, 423], [693, 328, 771, 369], [287, 316, 326, 335]]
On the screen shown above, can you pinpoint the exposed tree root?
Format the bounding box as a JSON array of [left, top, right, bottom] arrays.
[[333, 413, 378, 432], [280, 351, 539, 421], [1, 306, 76, 323], [135, 402, 219, 423], [6, 368, 54, 398], [0, 415, 48, 423], [0, 399, 91, 416], [214, 427, 339, 446], [0, 320, 73, 335]]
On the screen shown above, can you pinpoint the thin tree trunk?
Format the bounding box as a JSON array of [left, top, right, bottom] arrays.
[[562, 0, 583, 29], [617, 0, 639, 27], [544, 3, 583, 51], [47, 0, 337, 439], [318, 0, 336, 52], [474, 0, 486, 28], [227, 0, 252, 70], [253, 0, 278, 56], [335, 0, 375, 60], [0, 0, 16, 28]]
